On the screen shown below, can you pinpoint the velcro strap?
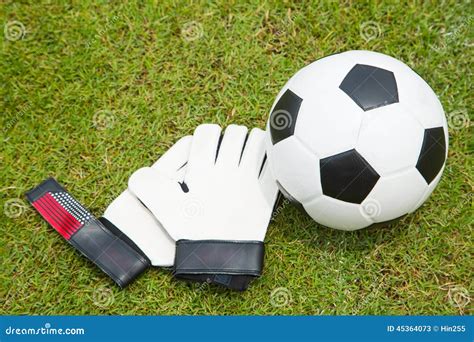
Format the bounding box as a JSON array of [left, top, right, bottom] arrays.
[[26, 178, 150, 288], [174, 240, 264, 277]]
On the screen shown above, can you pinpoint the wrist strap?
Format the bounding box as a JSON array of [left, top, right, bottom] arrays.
[[26, 178, 150, 288], [174, 240, 264, 277]]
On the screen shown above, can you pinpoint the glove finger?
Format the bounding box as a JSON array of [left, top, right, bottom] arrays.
[[185, 124, 222, 183], [103, 190, 176, 266], [239, 128, 266, 175], [128, 167, 185, 241], [151, 135, 192, 175], [258, 160, 280, 210], [215, 125, 248, 168]]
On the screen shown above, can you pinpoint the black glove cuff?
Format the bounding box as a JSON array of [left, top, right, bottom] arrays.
[[26, 178, 150, 288], [174, 240, 264, 277]]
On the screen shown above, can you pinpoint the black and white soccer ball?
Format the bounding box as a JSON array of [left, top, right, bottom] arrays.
[[266, 50, 448, 230]]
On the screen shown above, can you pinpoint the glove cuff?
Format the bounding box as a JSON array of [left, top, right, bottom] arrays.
[[174, 240, 264, 277], [26, 178, 150, 288]]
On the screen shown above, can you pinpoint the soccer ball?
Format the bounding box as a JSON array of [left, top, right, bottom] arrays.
[[266, 50, 448, 230]]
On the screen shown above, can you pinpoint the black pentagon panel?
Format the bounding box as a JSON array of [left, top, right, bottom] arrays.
[[269, 89, 302, 145], [276, 180, 306, 213], [416, 127, 446, 184], [320, 149, 380, 204], [339, 64, 399, 111]]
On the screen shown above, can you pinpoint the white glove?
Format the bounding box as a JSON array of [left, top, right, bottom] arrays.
[[128, 124, 279, 289], [101, 135, 192, 267], [26, 136, 192, 288]]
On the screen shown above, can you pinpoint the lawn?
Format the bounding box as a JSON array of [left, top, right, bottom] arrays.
[[1, 1, 472, 315]]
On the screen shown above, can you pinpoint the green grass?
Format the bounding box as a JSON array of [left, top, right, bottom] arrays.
[[1, 1, 472, 315]]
